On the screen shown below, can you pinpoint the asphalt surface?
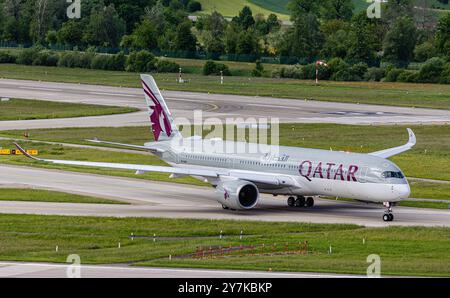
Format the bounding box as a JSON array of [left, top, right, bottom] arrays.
[[1, 165, 449, 227], [1, 79, 450, 131], [0, 261, 366, 278]]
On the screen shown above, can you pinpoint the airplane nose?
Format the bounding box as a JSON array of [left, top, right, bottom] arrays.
[[394, 184, 410, 198]]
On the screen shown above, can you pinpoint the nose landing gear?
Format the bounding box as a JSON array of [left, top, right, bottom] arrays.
[[383, 202, 394, 222]]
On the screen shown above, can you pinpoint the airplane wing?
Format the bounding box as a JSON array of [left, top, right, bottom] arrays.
[[13, 143, 298, 187], [369, 128, 416, 159], [86, 139, 165, 153]]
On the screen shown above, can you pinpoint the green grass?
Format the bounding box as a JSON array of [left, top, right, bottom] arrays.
[[409, 181, 450, 200], [0, 213, 448, 276], [197, 0, 290, 20], [1, 64, 450, 110], [164, 56, 281, 76], [248, 0, 290, 15], [0, 188, 125, 204], [1, 123, 449, 181], [399, 200, 450, 209], [0, 98, 138, 121], [352, 0, 450, 12]]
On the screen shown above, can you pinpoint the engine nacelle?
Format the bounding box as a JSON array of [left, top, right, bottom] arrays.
[[215, 179, 259, 210]]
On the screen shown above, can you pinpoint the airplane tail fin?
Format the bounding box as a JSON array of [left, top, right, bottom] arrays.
[[140, 74, 179, 142]]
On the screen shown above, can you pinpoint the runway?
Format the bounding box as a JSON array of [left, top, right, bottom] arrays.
[[0, 261, 365, 278], [1, 78, 450, 131], [1, 165, 449, 227]]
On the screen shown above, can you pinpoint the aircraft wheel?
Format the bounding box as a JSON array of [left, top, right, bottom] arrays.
[[383, 214, 390, 222], [295, 196, 305, 207], [287, 197, 296, 207], [305, 197, 314, 208], [389, 213, 394, 221]]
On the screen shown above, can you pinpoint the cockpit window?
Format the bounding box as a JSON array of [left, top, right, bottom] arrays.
[[382, 171, 404, 179]]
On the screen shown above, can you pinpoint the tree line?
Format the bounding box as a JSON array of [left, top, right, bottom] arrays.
[[0, 0, 449, 83]]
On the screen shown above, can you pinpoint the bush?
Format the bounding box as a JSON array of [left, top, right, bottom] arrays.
[[364, 68, 385, 81], [385, 68, 405, 82], [300, 64, 317, 80], [328, 58, 349, 77], [187, 0, 202, 12], [58, 52, 90, 68], [397, 70, 419, 83], [418, 57, 445, 83], [78, 52, 95, 69], [32, 51, 59, 67], [252, 60, 264, 77], [202, 60, 231, 76], [278, 65, 302, 79], [414, 42, 437, 62], [17, 48, 40, 65], [156, 59, 180, 73], [0, 51, 17, 63], [126, 50, 156, 72], [91, 55, 114, 70], [440, 62, 450, 84], [350, 63, 368, 79]]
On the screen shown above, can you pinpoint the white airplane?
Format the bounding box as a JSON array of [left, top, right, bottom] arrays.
[[15, 74, 416, 222]]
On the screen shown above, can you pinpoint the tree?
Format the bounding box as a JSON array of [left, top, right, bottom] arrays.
[[383, 17, 417, 67], [173, 20, 197, 54], [83, 4, 126, 48], [266, 14, 280, 32], [321, 0, 354, 21], [282, 12, 323, 63], [2, 0, 33, 43], [288, 0, 320, 20], [321, 29, 351, 59], [57, 20, 85, 46], [236, 6, 255, 30], [384, 0, 414, 24], [204, 32, 225, 59], [436, 13, 450, 56], [124, 19, 158, 50], [236, 30, 259, 58], [346, 11, 384, 65], [224, 23, 239, 54], [31, 0, 70, 43]]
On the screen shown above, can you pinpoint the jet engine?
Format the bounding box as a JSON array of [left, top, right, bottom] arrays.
[[215, 179, 259, 210]]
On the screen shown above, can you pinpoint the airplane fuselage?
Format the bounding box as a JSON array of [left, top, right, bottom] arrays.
[[152, 138, 411, 203]]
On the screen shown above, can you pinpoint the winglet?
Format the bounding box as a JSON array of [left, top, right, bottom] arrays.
[[13, 143, 41, 161], [369, 128, 417, 159], [406, 128, 416, 146]]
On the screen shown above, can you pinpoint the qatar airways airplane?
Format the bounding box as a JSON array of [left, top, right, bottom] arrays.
[[15, 74, 416, 222]]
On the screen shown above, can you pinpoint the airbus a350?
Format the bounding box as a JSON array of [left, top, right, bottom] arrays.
[[15, 74, 416, 222]]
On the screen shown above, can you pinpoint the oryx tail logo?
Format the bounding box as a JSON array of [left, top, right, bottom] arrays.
[[224, 190, 230, 200], [141, 80, 172, 141]]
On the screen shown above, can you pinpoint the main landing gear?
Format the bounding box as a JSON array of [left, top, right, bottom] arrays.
[[287, 196, 314, 208], [383, 202, 394, 222]]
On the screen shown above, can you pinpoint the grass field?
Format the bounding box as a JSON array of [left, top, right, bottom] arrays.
[[0, 188, 125, 204], [197, 0, 449, 19], [164, 57, 281, 76], [0, 98, 138, 121], [0, 213, 448, 276], [1, 64, 449, 110], [197, 0, 290, 20]]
